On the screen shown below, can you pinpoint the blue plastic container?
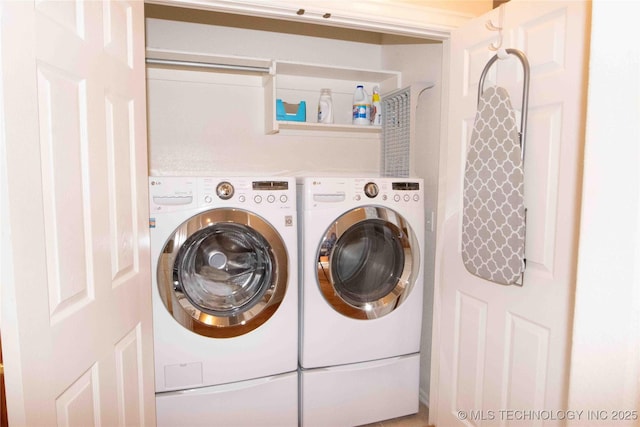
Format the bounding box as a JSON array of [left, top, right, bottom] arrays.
[[276, 99, 306, 122]]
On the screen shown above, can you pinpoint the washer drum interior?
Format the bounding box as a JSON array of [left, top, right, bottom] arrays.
[[157, 209, 288, 338]]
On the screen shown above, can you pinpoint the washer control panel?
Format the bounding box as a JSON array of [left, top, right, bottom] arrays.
[[149, 176, 294, 213], [149, 177, 197, 213]]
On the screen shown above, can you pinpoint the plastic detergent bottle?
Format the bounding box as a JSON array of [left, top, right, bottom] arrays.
[[352, 85, 370, 125], [317, 88, 333, 124], [371, 86, 381, 125]]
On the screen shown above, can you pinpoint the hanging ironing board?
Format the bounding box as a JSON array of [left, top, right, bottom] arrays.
[[461, 49, 530, 286]]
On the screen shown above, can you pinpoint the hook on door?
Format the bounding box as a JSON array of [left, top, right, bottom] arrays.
[[486, 20, 502, 50], [486, 5, 505, 51]]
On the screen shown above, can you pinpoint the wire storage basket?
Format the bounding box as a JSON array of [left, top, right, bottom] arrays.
[[381, 87, 411, 177]]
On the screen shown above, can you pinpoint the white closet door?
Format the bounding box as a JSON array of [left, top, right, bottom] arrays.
[[1, 1, 155, 425], [432, 1, 589, 425]]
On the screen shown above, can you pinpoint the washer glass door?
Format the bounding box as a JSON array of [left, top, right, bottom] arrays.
[[317, 206, 419, 319], [158, 209, 288, 338]]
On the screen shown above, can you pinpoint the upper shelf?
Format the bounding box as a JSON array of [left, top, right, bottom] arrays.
[[276, 121, 382, 133], [145, 48, 402, 135], [275, 61, 400, 83], [268, 62, 401, 134]]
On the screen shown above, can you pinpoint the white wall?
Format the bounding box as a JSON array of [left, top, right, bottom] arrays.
[[569, 0, 640, 419]]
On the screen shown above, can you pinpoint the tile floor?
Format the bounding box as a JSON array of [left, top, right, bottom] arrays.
[[359, 403, 431, 427]]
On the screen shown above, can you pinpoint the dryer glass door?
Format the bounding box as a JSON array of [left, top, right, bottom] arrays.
[[317, 206, 419, 320], [158, 209, 288, 338]]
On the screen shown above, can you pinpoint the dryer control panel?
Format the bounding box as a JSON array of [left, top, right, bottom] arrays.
[[301, 177, 422, 210], [351, 178, 422, 204]]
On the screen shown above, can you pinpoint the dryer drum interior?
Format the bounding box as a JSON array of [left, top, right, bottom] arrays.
[[331, 219, 405, 304], [158, 208, 288, 338], [316, 206, 419, 320]]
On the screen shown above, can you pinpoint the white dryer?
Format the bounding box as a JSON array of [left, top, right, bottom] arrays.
[[149, 176, 298, 427], [298, 177, 425, 427]]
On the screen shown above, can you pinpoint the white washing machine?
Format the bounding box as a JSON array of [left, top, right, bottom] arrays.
[[149, 176, 298, 427], [298, 177, 425, 427]]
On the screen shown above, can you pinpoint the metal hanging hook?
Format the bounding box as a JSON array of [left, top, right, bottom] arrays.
[[477, 48, 530, 161]]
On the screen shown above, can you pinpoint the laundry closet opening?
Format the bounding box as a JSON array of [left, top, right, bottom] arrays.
[[144, 1, 443, 405]]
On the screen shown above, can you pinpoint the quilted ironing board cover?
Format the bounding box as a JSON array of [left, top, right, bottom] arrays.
[[462, 86, 525, 285]]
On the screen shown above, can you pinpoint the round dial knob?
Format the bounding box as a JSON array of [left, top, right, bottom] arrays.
[[216, 182, 234, 200], [364, 182, 379, 198]]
